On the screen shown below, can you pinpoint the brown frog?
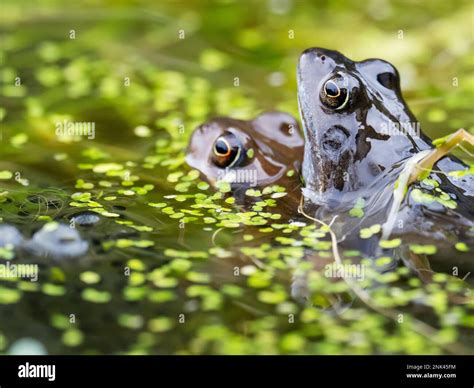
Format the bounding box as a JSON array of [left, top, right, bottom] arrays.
[[186, 111, 304, 200]]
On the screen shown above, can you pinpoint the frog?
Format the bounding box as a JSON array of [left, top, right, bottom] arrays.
[[186, 111, 304, 204], [297, 47, 474, 281]]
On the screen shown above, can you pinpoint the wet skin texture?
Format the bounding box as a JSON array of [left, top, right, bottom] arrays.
[[297, 48, 474, 230], [186, 111, 304, 197]]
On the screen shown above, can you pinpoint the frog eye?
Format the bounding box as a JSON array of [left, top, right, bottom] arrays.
[[320, 74, 349, 110], [212, 133, 243, 168]]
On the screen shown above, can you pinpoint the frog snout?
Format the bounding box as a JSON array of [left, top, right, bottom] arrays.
[[299, 48, 331, 78], [300, 47, 332, 62], [299, 47, 347, 69]]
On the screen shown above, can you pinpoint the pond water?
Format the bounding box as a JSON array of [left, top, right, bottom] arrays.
[[0, 0, 473, 354]]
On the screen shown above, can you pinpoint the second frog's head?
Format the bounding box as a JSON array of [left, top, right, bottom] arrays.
[[186, 112, 304, 190]]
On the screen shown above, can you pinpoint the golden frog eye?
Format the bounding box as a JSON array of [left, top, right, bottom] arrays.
[[320, 74, 350, 110], [212, 134, 243, 168]]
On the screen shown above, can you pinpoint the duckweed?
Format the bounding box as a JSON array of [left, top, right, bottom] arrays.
[[81, 289, 111, 303]]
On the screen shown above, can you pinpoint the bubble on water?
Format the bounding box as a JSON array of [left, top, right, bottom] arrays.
[[0, 225, 23, 248], [70, 211, 101, 227], [8, 338, 48, 355], [25, 222, 89, 260]]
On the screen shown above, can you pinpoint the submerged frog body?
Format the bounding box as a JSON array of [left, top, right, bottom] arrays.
[[297, 48, 474, 251], [186, 111, 304, 200]]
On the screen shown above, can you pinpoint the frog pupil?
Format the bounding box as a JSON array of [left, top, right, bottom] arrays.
[[325, 81, 340, 97], [215, 139, 229, 155]]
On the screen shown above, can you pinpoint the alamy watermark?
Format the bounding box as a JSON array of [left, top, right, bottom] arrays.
[[55, 120, 95, 140], [18, 363, 55, 382], [380, 121, 421, 137], [324, 263, 365, 281], [217, 168, 258, 187], [0, 262, 39, 282]]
